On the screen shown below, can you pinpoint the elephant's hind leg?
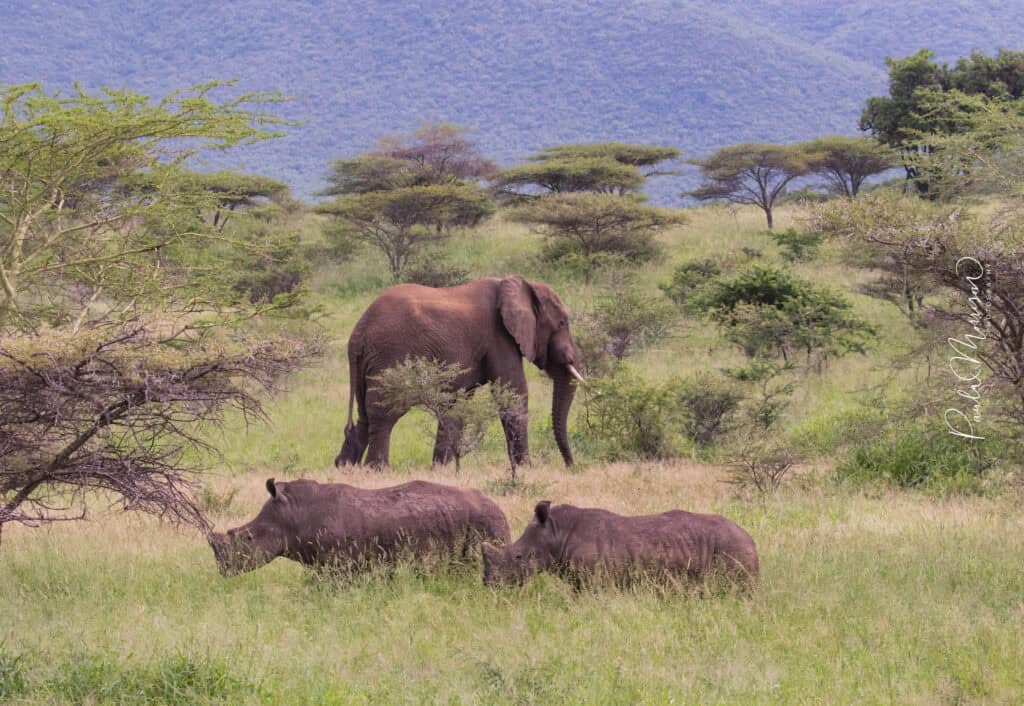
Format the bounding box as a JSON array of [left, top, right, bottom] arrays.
[[364, 415, 399, 469]]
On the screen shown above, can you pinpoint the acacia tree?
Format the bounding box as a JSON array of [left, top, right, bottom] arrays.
[[0, 83, 318, 545], [509, 192, 683, 280], [688, 143, 812, 228], [322, 123, 497, 197], [497, 141, 679, 197], [316, 183, 493, 279], [804, 136, 895, 196]]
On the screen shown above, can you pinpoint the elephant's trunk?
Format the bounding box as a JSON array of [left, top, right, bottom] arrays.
[[551, 367, 577, 467]]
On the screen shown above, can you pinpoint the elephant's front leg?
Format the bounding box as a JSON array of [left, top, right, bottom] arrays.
[[432, 413, 464, 467]]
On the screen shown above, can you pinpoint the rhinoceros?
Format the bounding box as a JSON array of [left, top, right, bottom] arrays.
[[209, 478, 510, 575], [482, 501, 758, 589]]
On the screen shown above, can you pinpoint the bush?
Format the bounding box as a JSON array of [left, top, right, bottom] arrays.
[[573, 278, 677, 375], [579, 367, 742, 460], [677, 373, 743, 447], [767, 228, 824, 262], [834, 423, 995, 491], [580, 368, 682, 460], [660, 258, 723, 311]]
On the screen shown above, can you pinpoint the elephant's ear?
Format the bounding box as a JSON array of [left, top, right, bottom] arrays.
[[499, 276, 538, 362]]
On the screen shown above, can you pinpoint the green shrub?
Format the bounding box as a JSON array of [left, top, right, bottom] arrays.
[[834, 423, 994, 491], [767, 228, 824, 262], [579, 367, 742, 460], [659, 258, 722, 311]]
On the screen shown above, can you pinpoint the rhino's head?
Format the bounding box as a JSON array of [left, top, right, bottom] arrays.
[[208, 478, 293, 576], [482, 500, 559, 587]]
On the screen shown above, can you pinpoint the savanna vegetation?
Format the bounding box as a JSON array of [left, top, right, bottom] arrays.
[[3, 46, 1024, 704]]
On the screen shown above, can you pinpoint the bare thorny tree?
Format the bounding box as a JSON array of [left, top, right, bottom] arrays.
[[0, 324, 316, 545]]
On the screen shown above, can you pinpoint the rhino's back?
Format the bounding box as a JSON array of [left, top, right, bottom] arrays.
[[560, 506, 757, 579], [299, 480, 508, 560]]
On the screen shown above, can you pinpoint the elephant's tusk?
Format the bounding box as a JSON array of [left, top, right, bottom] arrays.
[[567, 365, 585, 383]]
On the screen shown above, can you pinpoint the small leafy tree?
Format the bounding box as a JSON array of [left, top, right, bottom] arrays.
[[497, 158, 644, 196], [510, 192, 683, 280], [688, 143, 813, 228], [689, 266, 876, 366], [370, 357, 523, 473], [660, 259, 723, 311], [322, 123, 498, 196]]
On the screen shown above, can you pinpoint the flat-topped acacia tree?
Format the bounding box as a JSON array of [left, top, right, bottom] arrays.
[[688, 142, 813, 228], [0, 82, 319, 546]]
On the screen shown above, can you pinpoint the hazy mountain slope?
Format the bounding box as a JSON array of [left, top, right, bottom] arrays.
[[1, 1, 1020, 199]]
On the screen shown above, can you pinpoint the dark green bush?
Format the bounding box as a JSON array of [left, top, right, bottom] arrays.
[[767, 228, 824, 262], [834, 423, 994, 491]]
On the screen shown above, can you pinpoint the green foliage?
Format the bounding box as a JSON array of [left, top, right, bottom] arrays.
[[370, 357, 522, 470], [0, 81, 288, 332], [317, 183, 494, 279], [531, 142, 680, 168], [691, 266, 876, 364], [498, 158, 644, 195], [320, 155, 421, 196], [802, 135, 896, 196], [834, 422, 995, 493], [580, 367, 741, 460], [688, 142, 814, 228], [510, 192, 682, 279], [400, 258, 470, 288], [660, 258, 723, 310], [574, 277, 677, 375], [767, 227, 824, 262], [861, 48, 1024, 148], [580, 367, 683, 460]]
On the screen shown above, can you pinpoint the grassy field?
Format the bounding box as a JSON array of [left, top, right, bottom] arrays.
[[3, 463, 1023, 704], [3, 205, 1021, 704]]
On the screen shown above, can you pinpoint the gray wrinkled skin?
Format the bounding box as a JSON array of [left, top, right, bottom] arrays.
[[209, 478, 510, 576], [482, 501, 759, 590]]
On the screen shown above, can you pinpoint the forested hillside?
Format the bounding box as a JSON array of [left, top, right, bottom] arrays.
[[3, 1, 1023, 199]]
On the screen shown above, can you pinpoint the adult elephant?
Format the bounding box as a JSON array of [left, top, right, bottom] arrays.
[[335, 275, 584, 469]]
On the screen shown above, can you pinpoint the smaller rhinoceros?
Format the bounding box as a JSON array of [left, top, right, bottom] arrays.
[[482, 501, 758, 589], [209, 478, 510, 576]]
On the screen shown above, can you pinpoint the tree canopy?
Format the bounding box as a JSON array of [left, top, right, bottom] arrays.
[[688, 143, 812, 228], [803, 136, 895, 197]]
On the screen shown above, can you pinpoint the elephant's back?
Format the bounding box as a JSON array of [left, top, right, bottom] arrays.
[[350, 279, 500, 358]]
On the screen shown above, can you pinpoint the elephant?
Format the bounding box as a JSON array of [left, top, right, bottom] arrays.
[[334, 275, 584, 469]]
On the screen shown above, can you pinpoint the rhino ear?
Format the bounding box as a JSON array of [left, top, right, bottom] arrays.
[[266, 478, 277, 498], [534, 500, 552, 526]]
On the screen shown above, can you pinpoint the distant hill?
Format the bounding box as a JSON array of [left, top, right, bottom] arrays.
[[3, 1, 1023, 201]]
